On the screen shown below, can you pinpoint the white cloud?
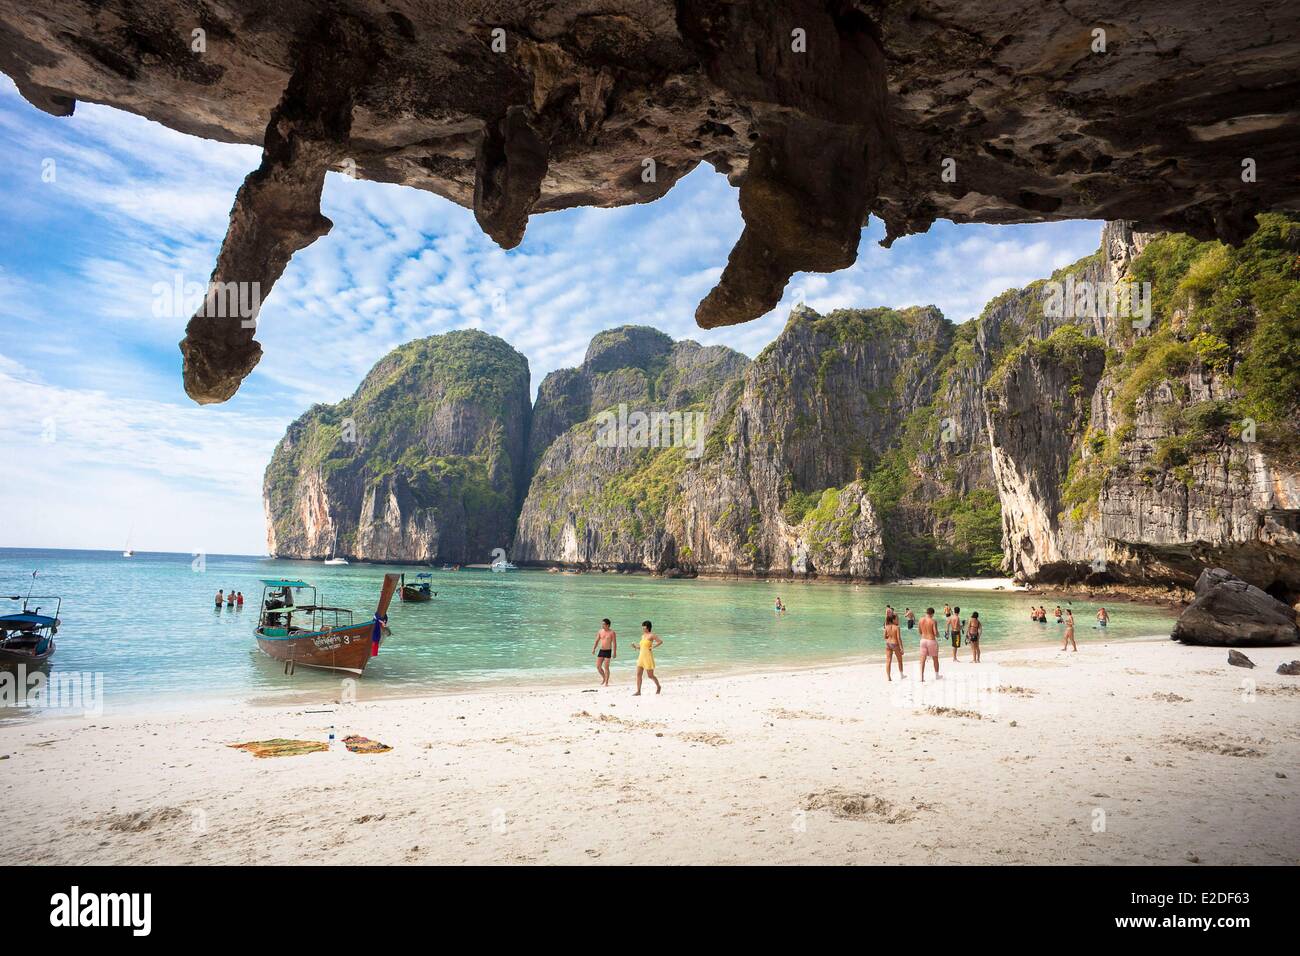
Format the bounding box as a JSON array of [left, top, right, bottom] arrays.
[[0, 354, 283, 553]]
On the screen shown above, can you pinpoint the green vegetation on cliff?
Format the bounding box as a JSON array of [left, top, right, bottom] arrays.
[[1122, 213, 1300, 427], [264, 330, 530, 560], [1057, 213, 1299, 516]]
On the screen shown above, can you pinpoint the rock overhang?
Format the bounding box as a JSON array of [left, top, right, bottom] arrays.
[[2, 0, 1297, 402]]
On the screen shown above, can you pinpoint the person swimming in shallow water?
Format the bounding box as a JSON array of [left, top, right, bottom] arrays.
[[633, 621, 662, 696]]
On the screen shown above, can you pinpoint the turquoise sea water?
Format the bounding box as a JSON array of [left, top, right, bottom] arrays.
[[0, 548, 1177, 713]]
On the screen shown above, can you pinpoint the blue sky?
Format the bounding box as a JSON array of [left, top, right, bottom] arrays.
[[0, 75, 1105, 554]]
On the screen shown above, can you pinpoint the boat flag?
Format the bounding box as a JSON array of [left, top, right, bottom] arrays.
[[370, 612, 388, 657]]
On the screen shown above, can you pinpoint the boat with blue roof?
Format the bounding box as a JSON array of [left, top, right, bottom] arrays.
[[0, 592, 61, 666], [255, 573, 400, 675]]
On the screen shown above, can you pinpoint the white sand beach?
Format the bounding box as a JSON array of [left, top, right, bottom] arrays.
[[892, 576, 1027, 591], [2, 639, 1297, 865]]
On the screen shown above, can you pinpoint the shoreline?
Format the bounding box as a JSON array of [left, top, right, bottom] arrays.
[[3, 639, 1295, 865], [271, 558, 1199, 608], [2, 627, 1179, 724]]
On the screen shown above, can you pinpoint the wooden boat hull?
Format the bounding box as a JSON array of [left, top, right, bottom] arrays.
[[254, 572, 400, 676], [256, 623, 379, 675], [400, 586, 431, 602], [0, 640, 55, 666]]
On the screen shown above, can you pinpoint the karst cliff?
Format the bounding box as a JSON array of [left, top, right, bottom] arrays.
[[264, 216, 1299, 599]]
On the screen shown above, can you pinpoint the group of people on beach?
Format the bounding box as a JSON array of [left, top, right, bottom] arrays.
[[1028, 603, 1109, 651], [214, 589, 244, 609], [592, 619, 663, 695], [880, 600, 1113, 679], [590, 594, 1115, 690], [882, 604, 983, 681]]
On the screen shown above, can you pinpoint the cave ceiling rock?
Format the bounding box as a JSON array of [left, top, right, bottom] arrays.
[[1, 0, 1298, 403]]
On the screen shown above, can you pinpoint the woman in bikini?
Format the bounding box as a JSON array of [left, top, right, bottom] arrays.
[[633, 620, 662, 696], [1063, 609, 1077, 651], [883, 610, 904, 681], [966, 611, 982, 662]]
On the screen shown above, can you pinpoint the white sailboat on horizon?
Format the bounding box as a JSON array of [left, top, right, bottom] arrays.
[[123, 527, 134, 558]]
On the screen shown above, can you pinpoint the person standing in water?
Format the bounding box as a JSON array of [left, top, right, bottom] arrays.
[[633, 621, 662, 696], [214, 589, 224, 609], [884, 610, 904, 681], [775, 597, 786, 612], [1053, 605, 1063, 623], [967, 611, 982, 662], [904, 608, 916, 631], [1096, 607, 1109, 628], [1063, 609, 1078, 651], [917, 607, 940, 681], [592, 618, 617, 686]]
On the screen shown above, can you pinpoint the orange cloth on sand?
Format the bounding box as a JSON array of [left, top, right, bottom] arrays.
[[229, 738, 327, 758]]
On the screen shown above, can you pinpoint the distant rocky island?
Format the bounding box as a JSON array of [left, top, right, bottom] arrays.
[[264, 216, 1299, 602]]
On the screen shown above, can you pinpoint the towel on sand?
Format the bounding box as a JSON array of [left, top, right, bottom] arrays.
[[343, 735, 392, 754], [229, 738, 327, 758]]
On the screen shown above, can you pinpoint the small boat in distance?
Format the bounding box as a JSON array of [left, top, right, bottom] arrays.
[[400, 572, 434, 602], [0, 592, 60, 665], [323, 529, 348, 565], [254, 573, 400, 676], [490, 557, 518, 572], [123, 528, 134, 558]]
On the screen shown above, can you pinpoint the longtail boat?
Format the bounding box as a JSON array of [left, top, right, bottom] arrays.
[[254, 573, 399, 676], [400, 572, 434, 602], [0, 593, 60, 665]]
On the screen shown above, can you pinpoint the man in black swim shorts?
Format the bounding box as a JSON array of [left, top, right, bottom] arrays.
[[592, 618, 617, 686]]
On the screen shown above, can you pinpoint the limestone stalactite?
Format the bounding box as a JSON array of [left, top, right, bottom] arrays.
[[473, 106, 550, 250], [180, 18, 373, 404]]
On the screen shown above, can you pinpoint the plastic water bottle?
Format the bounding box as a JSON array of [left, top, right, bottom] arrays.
[[328, 725, 336, 750]]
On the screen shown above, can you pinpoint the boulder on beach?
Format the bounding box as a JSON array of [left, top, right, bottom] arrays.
[[1171, 569, 1300, 647]]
